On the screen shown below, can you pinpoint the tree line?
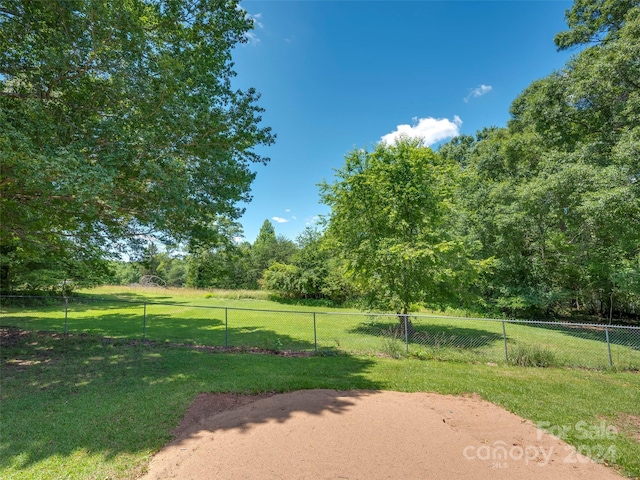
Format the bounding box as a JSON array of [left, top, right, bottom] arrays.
[[108, 220, 351, 303]]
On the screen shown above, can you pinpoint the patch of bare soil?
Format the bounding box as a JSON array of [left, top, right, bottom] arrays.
[[0, 326, 38, 346], [142, 390, 626, 479], [615, 413, 640, 443]]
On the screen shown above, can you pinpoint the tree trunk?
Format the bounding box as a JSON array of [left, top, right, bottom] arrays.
[[397, 312, 415, 337]]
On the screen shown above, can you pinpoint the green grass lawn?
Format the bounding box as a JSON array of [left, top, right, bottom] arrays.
[[1, 329, 639, 479], [2, 286, 639, 370]]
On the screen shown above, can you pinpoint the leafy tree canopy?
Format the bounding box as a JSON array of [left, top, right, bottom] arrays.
[[0, 0, 274, 290], [320, 138, 482, 316], [554, 0, 640, 49], [441, 0, 640, 317]]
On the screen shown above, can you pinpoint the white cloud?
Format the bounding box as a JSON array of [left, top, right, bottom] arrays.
[[244, 12, 263, 45], [380, 116, 462, 146], [285, 209, 291, 213], [306, 215, 320, 226], [245, 32, 259, 45], [464, 84, 492, 103], [272, 216, 289, 224], [248, 13, 263, 29]]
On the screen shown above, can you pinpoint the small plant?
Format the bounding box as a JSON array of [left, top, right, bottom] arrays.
[[410, 349, 433, 361], [508, 344, 557, 368], [274, 337, 283, 352], [381, 329, 405, 359]]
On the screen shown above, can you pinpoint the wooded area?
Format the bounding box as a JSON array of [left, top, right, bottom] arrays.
[[1, 0, 638, 320]]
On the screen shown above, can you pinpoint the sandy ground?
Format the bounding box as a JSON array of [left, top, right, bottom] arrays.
[[142, 389, 625, 480]]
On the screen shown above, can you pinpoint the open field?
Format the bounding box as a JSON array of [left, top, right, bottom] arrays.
[[0, 328, 639, 479], [2, 286, 639, 369]]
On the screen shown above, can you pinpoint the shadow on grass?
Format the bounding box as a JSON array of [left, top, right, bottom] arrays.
[[509, 321, 640, 353], [350, 320, 504, 350], [79, 291, 174, 302], [0, 328, 380, 476], [2, 312, 147, 339], [3, 311, 318, 352], [1, 295, 193, 315], [144, 312, 317, 352]]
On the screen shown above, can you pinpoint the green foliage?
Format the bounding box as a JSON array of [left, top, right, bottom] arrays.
[[320, 138, 482, 315], [440, 0, 640, 318], [554, 0, 639, 49], [108, 245, 186, 287], [262, 227, 355, 304], [0, 0, 274, 291], [185, 220, 297, 291], [251, 220, 297, 282], [156, 254, 187, 287], [261, 262, 301, 298], [254, 219, 278, 249], [139, 243, 161, 277], [108, 261, 141, 286], [186, 246, 241, 289], [1, 239, 110, 294], [380, 329, 406, 359], [260, 228, 355, 304]]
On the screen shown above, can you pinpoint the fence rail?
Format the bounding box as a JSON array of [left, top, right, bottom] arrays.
[[1, 295, 639, 369]]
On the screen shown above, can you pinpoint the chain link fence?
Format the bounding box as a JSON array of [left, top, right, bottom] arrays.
[[1, 295, 639, 369]]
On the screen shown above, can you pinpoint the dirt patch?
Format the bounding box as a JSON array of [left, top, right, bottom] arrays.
[[0, 326, 36, 346], [142, 389, 626, 480], [615, 413, 640, 443]]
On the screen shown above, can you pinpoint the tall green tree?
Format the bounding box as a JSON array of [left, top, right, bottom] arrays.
[[250, 219, 296, 285], [185, 218, 245, 289], [444, 0, 640, 317], [0, 0, 274, 291], [139, 243, 160, 278], [320, 138, 481, 328], [186, 247, 238, 289]]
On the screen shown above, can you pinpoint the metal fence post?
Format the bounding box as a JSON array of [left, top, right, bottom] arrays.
[[605, 327, 613, 367], [404, 314, 409, 354], [64, 296, 69, 336], [313, 312, 317, 352], [502, 321, 508, 363], [225, 307, 229, 348], [142, 302, 147, 341]]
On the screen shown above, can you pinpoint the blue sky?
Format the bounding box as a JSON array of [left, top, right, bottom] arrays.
[[231, 0, 575, 243]]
